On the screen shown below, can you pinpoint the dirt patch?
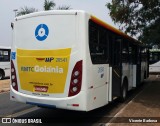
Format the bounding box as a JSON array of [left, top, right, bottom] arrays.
[[0, 79, 10, 93]]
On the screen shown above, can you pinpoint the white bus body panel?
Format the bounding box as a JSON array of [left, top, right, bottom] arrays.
[[108, 67, 112, 102], [132, 65, 137, 87], [122, 63, 137, 89], [86, 64, 109, 111]]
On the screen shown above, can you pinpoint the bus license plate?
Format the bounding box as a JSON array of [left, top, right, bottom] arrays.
[[35, 86, 48, 92]]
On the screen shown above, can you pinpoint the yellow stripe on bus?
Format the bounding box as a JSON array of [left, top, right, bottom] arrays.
[[91, 16, 139, 44]]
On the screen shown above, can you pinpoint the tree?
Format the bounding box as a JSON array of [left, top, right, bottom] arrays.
[[16, 7, 38, 16], [17, 0, 71, 16], [57, 5, 71, 10], [44, 0, 56, 10], [106, 0, 160, 45], [140, 18, 160, 47]]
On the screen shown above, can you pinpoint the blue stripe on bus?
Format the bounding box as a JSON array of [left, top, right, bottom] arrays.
[[26, 102, 56, 108]]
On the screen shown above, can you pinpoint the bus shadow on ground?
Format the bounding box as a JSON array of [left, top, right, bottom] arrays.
[[0, 77, 10, 81]]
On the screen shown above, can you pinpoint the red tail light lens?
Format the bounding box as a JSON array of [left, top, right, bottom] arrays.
[[68, 60, 82, 97], [11, 60, 18, 91]]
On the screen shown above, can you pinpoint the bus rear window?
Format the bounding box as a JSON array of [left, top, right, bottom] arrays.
[[89, 20, 109, 64]]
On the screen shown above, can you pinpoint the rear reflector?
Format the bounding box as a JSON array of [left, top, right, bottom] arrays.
[[67, 104, 79, 107], [68, 60, 82, 97], [72, 104, 79, 107], [11, 60, 18, 91]]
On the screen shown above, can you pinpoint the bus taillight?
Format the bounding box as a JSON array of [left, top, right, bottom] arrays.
[[11, 60, 18, 91], [68, 60, 82, 97]]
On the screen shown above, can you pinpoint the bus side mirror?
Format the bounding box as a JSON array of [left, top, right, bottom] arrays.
[[11, 22, 14, 29]]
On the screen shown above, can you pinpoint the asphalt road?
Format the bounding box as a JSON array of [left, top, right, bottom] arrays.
[[0, 92, 34, 117], [0, 76, 155, 126], [0, 91, 127, 126]]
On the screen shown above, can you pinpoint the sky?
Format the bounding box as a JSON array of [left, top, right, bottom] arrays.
[[0, 0, 116, 47]]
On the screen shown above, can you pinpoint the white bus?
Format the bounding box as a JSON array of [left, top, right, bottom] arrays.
[[0, 46, 10, 80], [149, 49, 160, 73], [10, 10, 149, 111]]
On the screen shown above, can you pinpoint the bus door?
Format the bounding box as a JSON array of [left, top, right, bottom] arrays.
[[111, 38, 122, 98], [136, 47, 141, 86]]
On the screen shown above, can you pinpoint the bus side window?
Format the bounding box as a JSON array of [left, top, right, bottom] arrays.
[[132, 45, 137, 64], [129, 44, 137, 64], [115, 37, 122, 66], [122, 40, 129, 63], [89, 20, 109, 64], [141, 48, 147, 62], [99, 26, 108, 63]]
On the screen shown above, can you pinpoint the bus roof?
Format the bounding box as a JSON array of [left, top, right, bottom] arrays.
[[0, 46, 11, 49], [15, 10, 86, 21]]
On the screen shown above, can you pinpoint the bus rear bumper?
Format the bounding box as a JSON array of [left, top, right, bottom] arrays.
[[10, 86, 87, 111]]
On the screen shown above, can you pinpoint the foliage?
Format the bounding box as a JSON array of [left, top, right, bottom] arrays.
[[106, 0, 160, 45], [17, 0, 71, 17], [140, 18, 160, 47], [16, 7, 38, 16], [44, 0, 56, 10], [57, 5, 71, 10]]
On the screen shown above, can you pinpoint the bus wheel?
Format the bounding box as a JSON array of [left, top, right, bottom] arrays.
[[119, 80, 128, 102], [0, 70, 4, 80]]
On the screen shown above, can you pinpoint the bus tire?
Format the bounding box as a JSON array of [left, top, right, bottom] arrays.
[[0, 70, 4, 80], [119, 78, 128, 102]]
